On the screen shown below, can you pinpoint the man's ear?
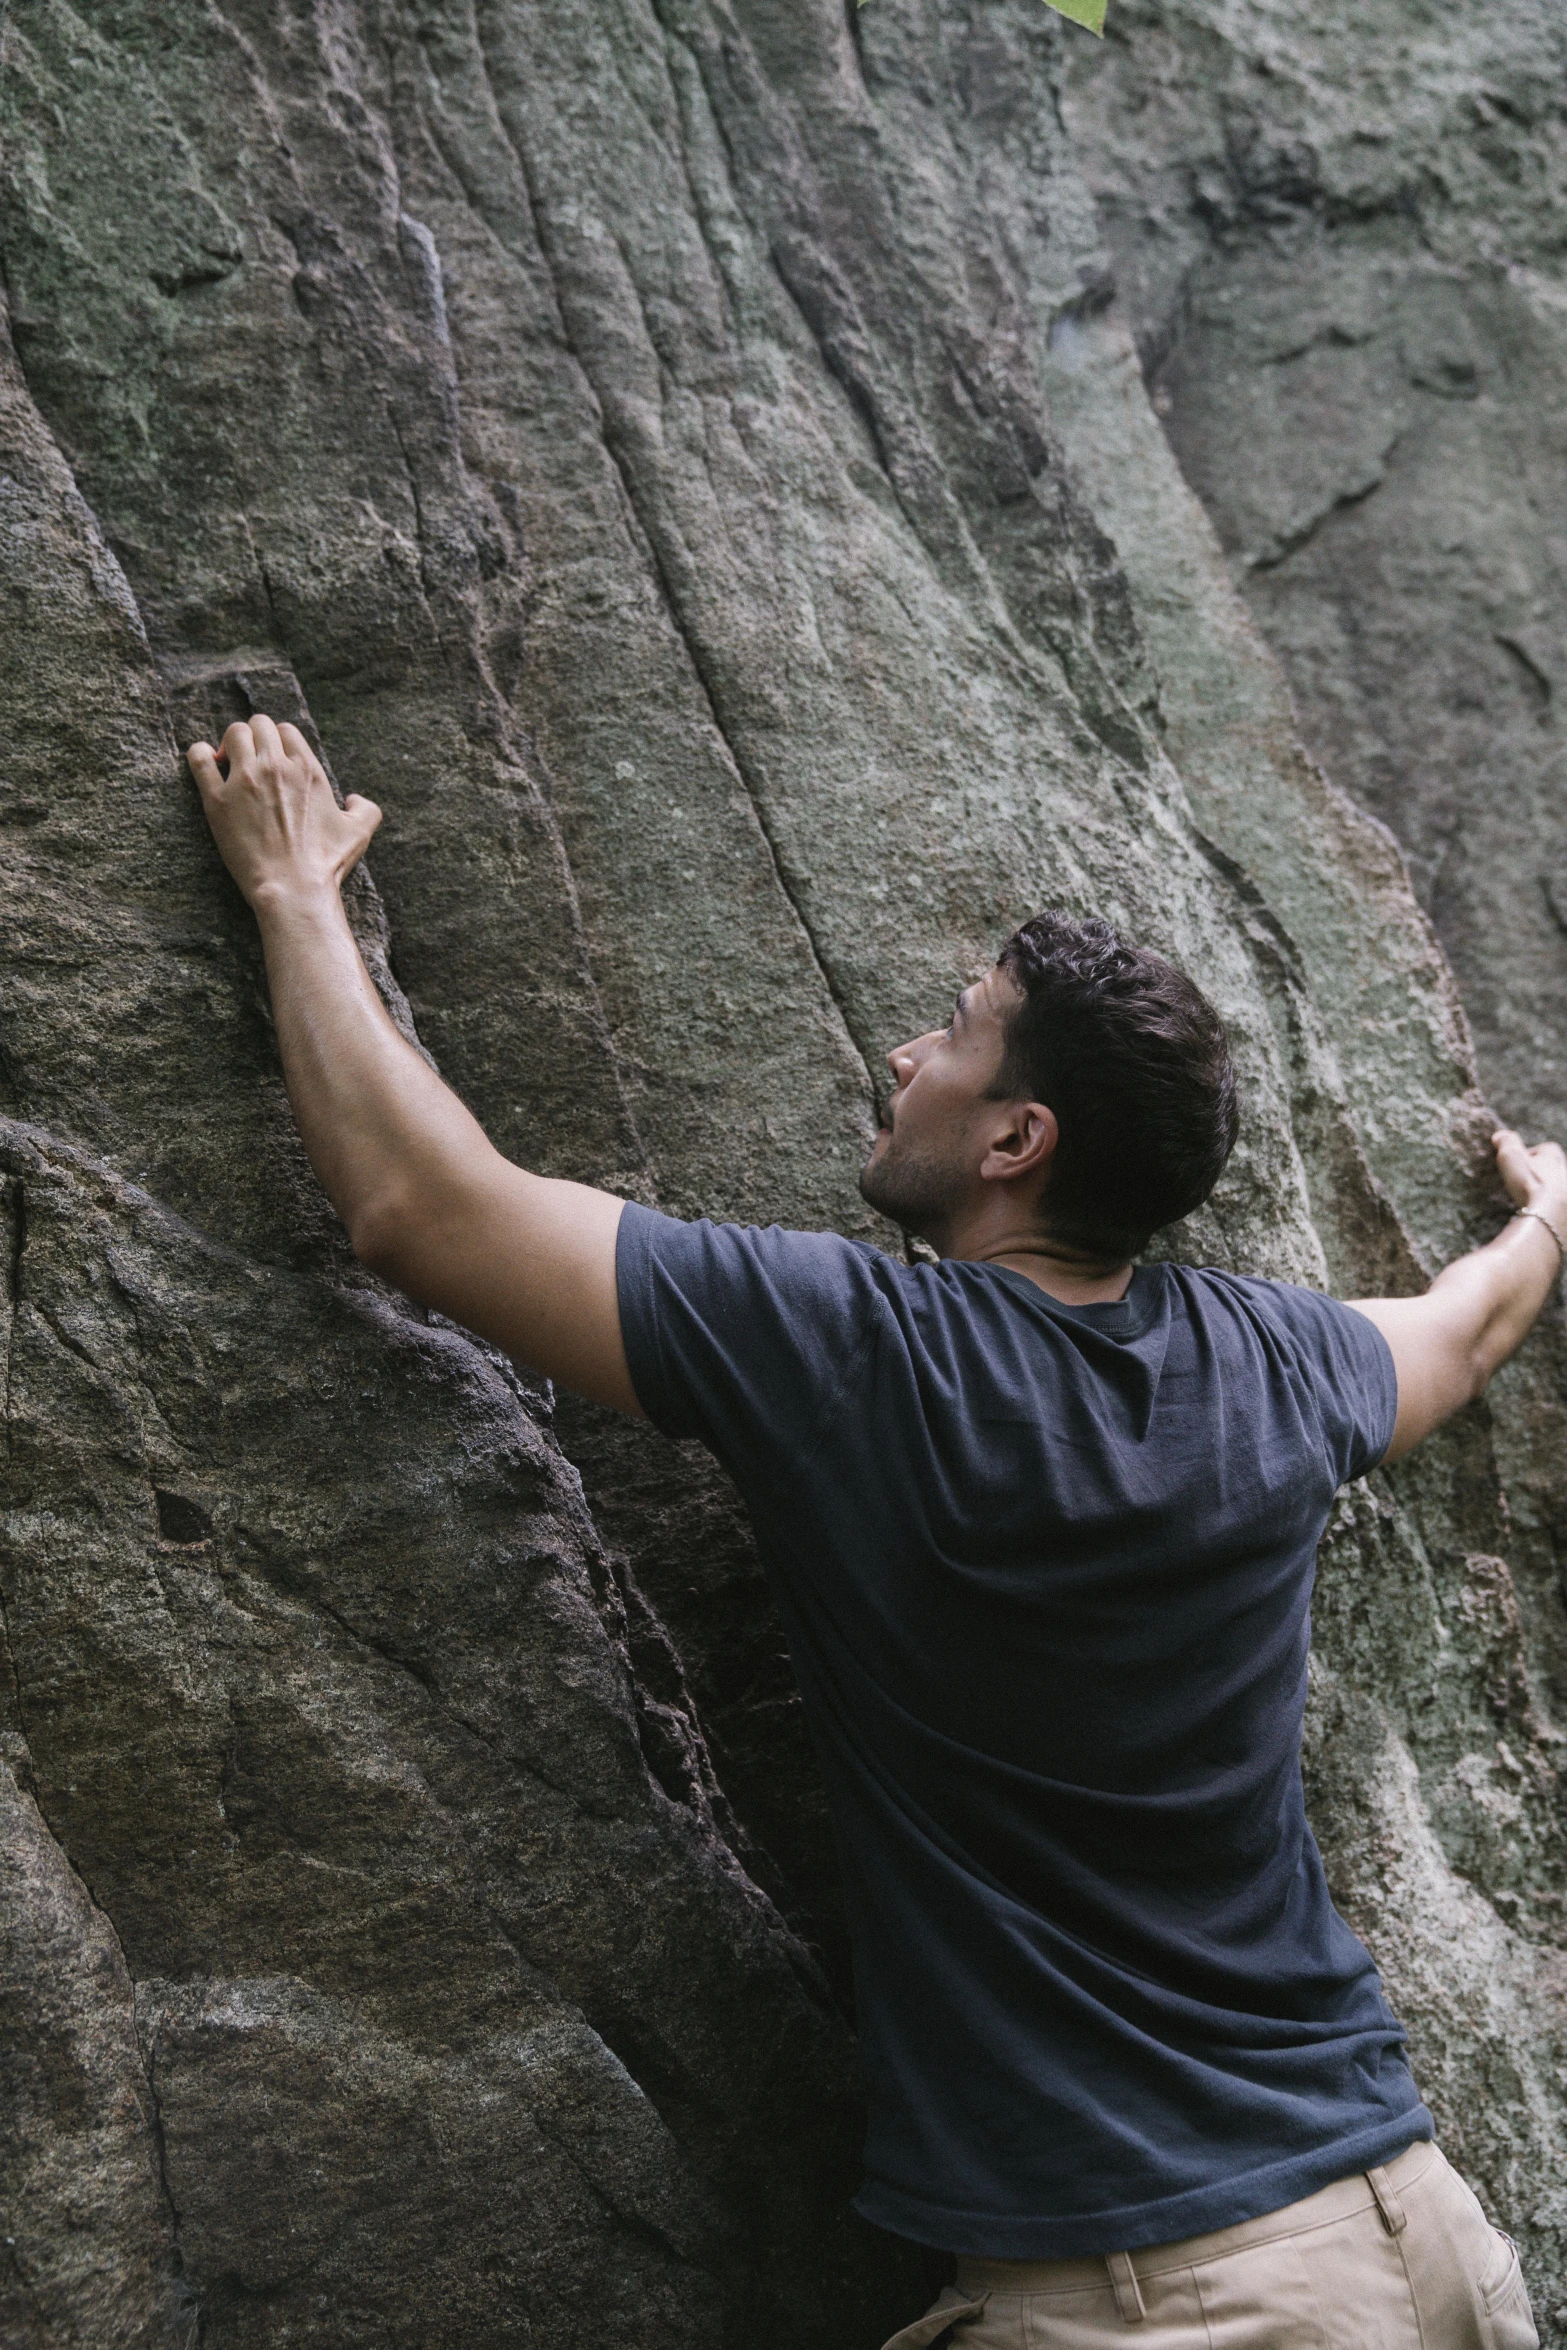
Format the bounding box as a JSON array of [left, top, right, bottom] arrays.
[[978, 1100, 1058, 1185]]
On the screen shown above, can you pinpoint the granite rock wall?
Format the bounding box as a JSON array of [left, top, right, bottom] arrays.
[[0, 2, 1563, 2344], [1064, 0, 1567, 1159]]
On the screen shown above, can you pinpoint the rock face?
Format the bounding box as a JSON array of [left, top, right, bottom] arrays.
[[0, 2, 1563, 2345], [1064, 0, 1567, 1152]]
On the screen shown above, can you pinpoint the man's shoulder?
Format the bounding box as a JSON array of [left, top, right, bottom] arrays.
[[1170, 1263, 1341, 1314], [614, 1204, 904, 1441], [619, 1199, 897, 1304], [1170, 1263, 1390, 1368]]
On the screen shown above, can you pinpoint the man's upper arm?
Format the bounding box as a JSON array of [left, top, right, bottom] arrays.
[[365, 1151, 878, 1447], [1345, 1294, 1478, 1464], [363, 1153, 642, 1415]]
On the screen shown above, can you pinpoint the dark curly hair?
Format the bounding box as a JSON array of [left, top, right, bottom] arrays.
[[993, 912, 1239, 1259]]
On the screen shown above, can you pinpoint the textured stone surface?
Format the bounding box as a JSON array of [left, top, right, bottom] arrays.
[[1063, 0, 1567, 1149], [0, 1, 1564, 2344]]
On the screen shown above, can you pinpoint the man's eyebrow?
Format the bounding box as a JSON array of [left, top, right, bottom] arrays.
[[952, 989, 970, 1025]]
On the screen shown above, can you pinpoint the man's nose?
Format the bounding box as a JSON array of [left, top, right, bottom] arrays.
[[886, 1037, 922, 1083]]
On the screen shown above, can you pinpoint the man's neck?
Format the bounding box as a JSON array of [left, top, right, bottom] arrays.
[[980, 1247, 1136, 1306], [931, 1214, 1136, 1305]]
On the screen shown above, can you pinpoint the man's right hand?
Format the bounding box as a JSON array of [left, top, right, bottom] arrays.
[[1349, 1126, 1566, 1462], [187, 717, 382, 911]]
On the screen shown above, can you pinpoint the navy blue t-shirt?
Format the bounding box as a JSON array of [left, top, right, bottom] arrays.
[[615, 1206, 1429, 2258]]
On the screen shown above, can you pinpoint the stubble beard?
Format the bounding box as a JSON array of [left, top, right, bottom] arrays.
[[858, 1127, 968, 1242]]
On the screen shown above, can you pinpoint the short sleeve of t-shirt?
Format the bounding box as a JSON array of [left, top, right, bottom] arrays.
[[1237, 1279, 1399, 1486], [615, 1200, 880, 1465]]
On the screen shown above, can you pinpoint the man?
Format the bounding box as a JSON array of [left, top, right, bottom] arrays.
[[188, 716, 1559, 2348]]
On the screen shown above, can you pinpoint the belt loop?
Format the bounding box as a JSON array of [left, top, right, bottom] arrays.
[[1367, 2165, 1407, 2237], [1105, 2250, 1147, 2323]]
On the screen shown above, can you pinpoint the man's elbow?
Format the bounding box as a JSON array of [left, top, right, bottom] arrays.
[[348, 1189, 422, 1288], [1462, 1338, 1502, 1409], [1458, 1289, 1528, 1405]]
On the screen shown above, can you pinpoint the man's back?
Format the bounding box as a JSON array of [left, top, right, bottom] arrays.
[[618, 1209, 1429, 2255]]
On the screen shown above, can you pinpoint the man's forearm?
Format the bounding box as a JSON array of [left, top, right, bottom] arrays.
[[254, 881, 491, 1258], [1350, 1132, 1565, 1460], [1429, 1207, 1564, 1390]]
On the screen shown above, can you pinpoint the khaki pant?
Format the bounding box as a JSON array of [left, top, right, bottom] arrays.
[[879, 2142, 1537, 2348]]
